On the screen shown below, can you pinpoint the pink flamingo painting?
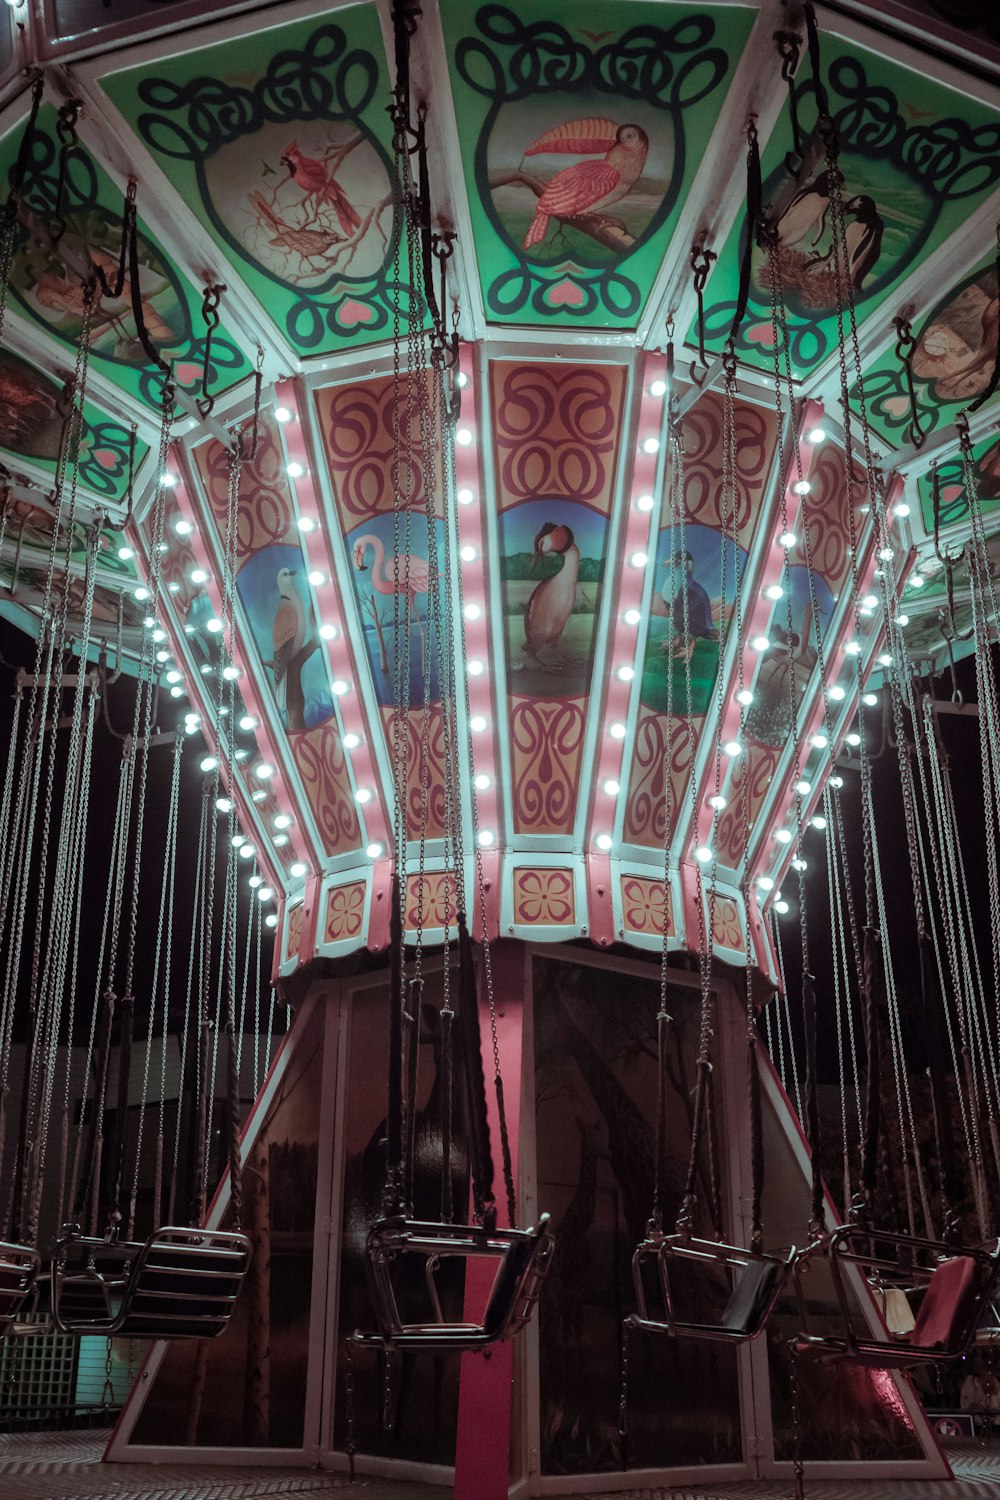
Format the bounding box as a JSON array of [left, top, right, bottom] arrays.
[[353, 532, 430, 668]]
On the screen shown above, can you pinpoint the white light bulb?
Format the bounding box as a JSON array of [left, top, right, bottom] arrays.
[[366, 842, 383, 858], [811, 733, 828, 749], [265, 913, 278, 928], [774, 899, 790, 915], [708, 793, 726, 810], [222, 664, 240, 681], [355, 787, 372, 804], [898, 613, 910, 627], [795, 780, 811, 797], [765, 583, 784, 601], [844, 640, 861, 656], [318, 623, 337, 642], [297, 516, 316, 533], [169, 685, 184, 699], [332, 679, 349, 695], [878, 653, 892, 668], [255, 762, 275, 780], [143, 615, 156, 628], [286, 461, 304, 479], [751, 635, 770, 652], [463, 602, 481, 621], [909, 573, 924, 589], [199, 755, 218, 773], [774, 828, 792, 844], [166, 669, 181, 684], [343, 733, 360, 750], [249, 874, 262, 889], [793, 479, 811, 496], [231, 834, 245, 848], [474, 772, 492, 791], [595, 833, 613, 851], [862, 692, 877, 707], [257, 886, 274, 903], [456, 427, 474, 447], [460, 545, 477, 563], [274, 406, 292, 423], [290, 861, 307, 878], [156, 650, 170, 663], [624, 607, 641, 626], [216, 797, 231, 813], [630, 551, 648, 568], [478, 829, 494, 847], [457, 487, 474, 505], [239, 714, 258, 732], [617, 665, 634, 682], [206, 617, 223, 634], [168, 581, 180, 593], [456, 372, 468, 388], [118, 545, 133, 560], [238, 843, 255, 860], [828, 685, 845, 701], [610, 722, 627, 740], [649, 379, 667, 397], [806, 426, 827, 445], [174, 519, 194, 539], [737, 688, 753, 706], [190, 568, 208, 584], [642, 436, 660, 455], [811, 815, 827, 830], [467, 659, 484, 676], [862, 594, 878, 609], [273, 814, 292, 830], [134, 586, 149, 602], [894, 503, 910, 519], [152, 628, 166, 643], [308, 569, 325, 587], [724, 740, 742, 757], [780, 532, 796, 549], [251, 789, 268, 803], [879, 548, 893, 561], [757, 876, 774, 891], [603, 779, 620, 796], [694, 845, 713, 864], [273, 833, 289, 847], [846, 731, 861, 747], [636, 494, 655, 512], [470, 715, 487, 733], [830, 775, 844, 789]]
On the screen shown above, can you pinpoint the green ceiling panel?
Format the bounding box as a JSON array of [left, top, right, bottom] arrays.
[[915, 426, 1000, 536], [0, 105, 252, 411], [103, 8, 404, 357], [696, 38, 1000, 382], [0, 347, 147, 502], [441, 0, 755, 328]]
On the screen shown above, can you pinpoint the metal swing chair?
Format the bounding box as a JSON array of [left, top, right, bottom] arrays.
[[50, 416, 252, 1342], [354, 896, 552, 1354]]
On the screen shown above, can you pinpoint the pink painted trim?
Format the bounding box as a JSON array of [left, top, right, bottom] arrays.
[[586, 852, 614, 947], [366, 858, 392, 953]]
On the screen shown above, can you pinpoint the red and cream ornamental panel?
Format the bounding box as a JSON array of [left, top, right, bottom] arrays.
[[189, 407, 363, 868], [622, 387, 780, 861]]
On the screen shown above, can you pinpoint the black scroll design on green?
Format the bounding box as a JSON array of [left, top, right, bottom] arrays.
[[456, 5, 728, 321], [8, 126, 243, 409], [704, 53, 1000, 370], [77, 419, 140, 500], [134, 24, 403, 350]]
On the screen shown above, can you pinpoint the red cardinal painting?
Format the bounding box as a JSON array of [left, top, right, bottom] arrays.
[[521, 118, 649, 250], [280, 141, 361, 237]]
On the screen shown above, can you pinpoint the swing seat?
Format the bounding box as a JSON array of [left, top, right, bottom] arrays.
[[791, 1226, 1000, 1367], [353, 1213, 553, 1353], [0, 1242, 41, 1336], [627, 1233, 794, 1342], [52, 1226, 252, 1338]]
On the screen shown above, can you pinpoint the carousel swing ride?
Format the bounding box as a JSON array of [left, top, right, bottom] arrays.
[[1, 0, 1000, 1492]]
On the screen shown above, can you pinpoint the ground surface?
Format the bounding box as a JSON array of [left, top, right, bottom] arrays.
[[0, 1431, 999, 1500]]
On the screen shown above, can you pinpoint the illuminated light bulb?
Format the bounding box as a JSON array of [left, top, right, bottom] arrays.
[[751, 635, 770, 652], [457, 487, 475, 505], [190, 568, 208, 584], [737, 688, 753, 706], [297, 516, 316, 533], [257, 886, 274, 903], [169, 685, 184, 698], [478, 829, 494, 847], [166, 669, 182, 684], [206, 617, 223, 633], [319, 623, 337, 642], [470, 715, 487, 733], [811, 815, 827, 830], [862, 692, 877, 707], [143, 615, 156, 629], [463, 602, 481, 621], [460, 545, 477, 562], [354, 787, 372, 804], [118, 545, 133, 560], [219, 707, 229, 717], [708, 793, 726, 810], [307, 569, 325, 587], [174, 518, 193, 536], [774, 899, 790, 915], [812, 734, 828, 750], [780, 531, 797, 548], [366, 842, 384, 858], [723, 740, 742, 757], [844, 640, 861, 656], [595, 833, 613, 851], [610, 722, 627, 739], [152, 628, 166, 643], [624, 607, 641, 626], [238, 843, 255, 860], [255, 762, 275, 780], [168, 581, 180, 593], [251, 789, 268, 803], [199, 755, 218, 773], [343, 733, 360, 750], [862, 594, 878, 610], [830, 774, 844, 788], [603, 779, 620, 796], [274, 406, 292, 423], [792, 856, 808, 872], [231, 834, 245, 848], [467, 659, 484, 676], [793, 479, 811, 495], [265, 913, 278, 928], [273, 813, 292, 830], [249, 874, 262, 889], [894, 502, 910, 518], [757, 876, 774, 892], [185, 712, 200, 726], [694, 845, 713, 864], [879, 547, 893, 561], [200, 663, 211, 675], [161, 471, 178, 488], [642, 436, 660, 454], [290, 861, 307, 878], [909, 573, 924, 589], [859, 604, 874, 618], [636, 494, 655, 512], [897, 613, 910, 626], [239, 714, 258, 732], [332, 679, 349, 694], [806, 426, 827, 445], [156, 650, 170, 663], [846, 731, 861, 747], [286, 461, 304, 478], [617, 665, 634, 682], [630, 551, 648, 568], [765, 583, 784, 601], [456, 428, 473, 446], [235, 748, 247, 760], [774, 828, 792, 844], [649, 379, 667, 397], [827, 684, 846, 701], [475, 772, 492, 791], [878, 652, 892, 668], [134, 586, 150, 601], [795, 780, 811, 796], [222, 664, 240, 680], [456, 372, 468, 388], [216, 797, 232, 813], [273, 833, 288, 847]]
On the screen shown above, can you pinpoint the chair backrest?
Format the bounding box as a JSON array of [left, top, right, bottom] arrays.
[[721, 1257, 783, 1335], [911, 1255, 981, 1351]]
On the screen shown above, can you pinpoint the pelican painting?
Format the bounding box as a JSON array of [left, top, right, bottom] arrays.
[[523, 522, 581, 671]]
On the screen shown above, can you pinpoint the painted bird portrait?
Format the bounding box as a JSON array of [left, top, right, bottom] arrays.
[[661, 551, 715, 662], [268, 566, 319, 731], [507, 117, 651, 255], [280, 139, 361, 236], [522, 522, 581, 672]]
